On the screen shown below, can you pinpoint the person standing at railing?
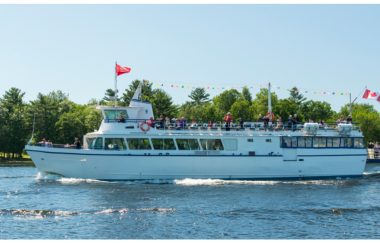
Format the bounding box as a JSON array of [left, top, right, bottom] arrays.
[[346, 115, 352, 124], [157, 114, 164, 128], [165, 116, 171, 129], [224, 112, 233, 131]]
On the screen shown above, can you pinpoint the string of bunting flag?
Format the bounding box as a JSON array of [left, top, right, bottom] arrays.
[[152, 81, 351, 96]]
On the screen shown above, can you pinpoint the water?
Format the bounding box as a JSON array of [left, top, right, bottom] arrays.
[[1, 167, 380, 239]]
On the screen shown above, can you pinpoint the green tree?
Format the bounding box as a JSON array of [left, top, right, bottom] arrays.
[[28, 91, 73, 142], [289, 87, 306, 105], [55, 105, 102, 144], [213, 89, 241, 114], [0, 88, 29, 158], [252, 88, 279, 118], [230, 99, 253, 122], [188, 87, 210, 105], [241, 86, 252, 103], [299, 100, 335, 122], [121, 80, 153, 105], [339, 103, 380, 144], [150, 89, 178, 118]]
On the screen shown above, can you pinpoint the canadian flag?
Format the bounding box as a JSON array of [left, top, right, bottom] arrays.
[[362, 89, 380, 102]]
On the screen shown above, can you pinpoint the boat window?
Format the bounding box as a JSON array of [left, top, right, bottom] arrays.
[[291, 137, 298, 148], [353, 138, 364, 148], [200, 139, 224, 150], [127, 138, 151, 150], [305, 137, 312, 147], [313, 137, 326, 148], [297, 137, 306, 147], [281, 137, 292, 148], [86, 137, 96, 149], [176, 139, 200, 150], [341, 138, 353, 148], [105, 138, 126, 150], [222, 139, 238, 151], [104, 109, 128, 123], [151, 138, 176, 150], [90, 137, 103, 149]]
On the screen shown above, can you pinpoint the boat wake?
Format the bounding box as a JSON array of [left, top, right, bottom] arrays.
[[35, 172, 112, 185], [172, 178, 349, 186], [0, 207, 175, 219]]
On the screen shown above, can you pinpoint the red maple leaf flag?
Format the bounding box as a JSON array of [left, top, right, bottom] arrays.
[[116, 64, 131, 76], [362, 89, 379, 99]]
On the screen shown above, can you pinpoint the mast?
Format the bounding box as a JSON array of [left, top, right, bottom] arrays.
[[268, 82, 272, 113], [114, 61, 118, 107], [349, 92, 352, 116]]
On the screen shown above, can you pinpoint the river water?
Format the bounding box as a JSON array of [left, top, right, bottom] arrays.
[[0, 167, 379, 239]]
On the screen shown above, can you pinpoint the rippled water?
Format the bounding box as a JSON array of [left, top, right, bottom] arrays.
[[1, 167, 380, 239]]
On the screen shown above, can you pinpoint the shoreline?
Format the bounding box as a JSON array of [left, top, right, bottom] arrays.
[[0, 159, 35, 167]]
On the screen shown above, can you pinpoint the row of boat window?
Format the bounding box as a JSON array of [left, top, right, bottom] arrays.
[[87, 137, 224, 151], [281, 136, 365, 148]]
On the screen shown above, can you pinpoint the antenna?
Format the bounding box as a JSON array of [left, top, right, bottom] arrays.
[[28, 113, 36, 144]]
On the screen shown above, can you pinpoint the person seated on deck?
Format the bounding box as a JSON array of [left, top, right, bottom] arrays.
[[146, 117, 155, 127], [275, 117, 283, 130], [38, 138, 46, 146], [118, 114, 126, 123], [74, 137, 81, 149]]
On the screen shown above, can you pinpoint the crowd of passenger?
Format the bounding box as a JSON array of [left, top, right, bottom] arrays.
[[137, 112, 355, 132]]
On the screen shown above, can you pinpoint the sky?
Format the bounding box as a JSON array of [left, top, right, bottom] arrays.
[[0, 4, 380, 111]]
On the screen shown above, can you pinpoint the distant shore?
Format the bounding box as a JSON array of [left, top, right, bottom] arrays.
[[0, 159, 35, 167]]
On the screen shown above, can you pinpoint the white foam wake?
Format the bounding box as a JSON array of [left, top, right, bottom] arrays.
[[173, 178, 279, 186], [57, 178, 109, 184]]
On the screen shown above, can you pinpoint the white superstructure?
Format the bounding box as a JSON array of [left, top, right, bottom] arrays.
[[25, 88, 367, 180]]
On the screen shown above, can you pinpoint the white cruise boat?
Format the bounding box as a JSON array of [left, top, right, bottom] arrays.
[[25, 85, 367, 180]]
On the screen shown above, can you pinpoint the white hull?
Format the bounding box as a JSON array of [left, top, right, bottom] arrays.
[[26, 146, 366, 180]]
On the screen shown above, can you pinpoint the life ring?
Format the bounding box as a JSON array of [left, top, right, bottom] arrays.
[[139, 122, 150, 132]]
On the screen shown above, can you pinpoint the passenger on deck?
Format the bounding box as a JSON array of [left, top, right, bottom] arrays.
[[239, 118, 244, 130], [224, 112, 233, 131], [74, 137, 81, 149], [118, 114, 126, 123], [346, 115, 353, 124], [157, 114, 164, 128], [39, 138, 46, 146], [275, 117, 283, 130], [146, 117, 155, 127], [178, 117, 187, 129], [164, 116, 171, 129], [287, 115, 294, 131]]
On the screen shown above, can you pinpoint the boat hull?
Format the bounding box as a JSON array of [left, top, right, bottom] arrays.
[[26, 146, 367, 180]]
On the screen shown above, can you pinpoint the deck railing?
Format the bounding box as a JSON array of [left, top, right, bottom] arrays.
[[106, 118, 360, 132], [368, 148, 380, 159]]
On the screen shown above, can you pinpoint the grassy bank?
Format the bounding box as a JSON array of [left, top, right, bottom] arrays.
[[0, 154, 35, 167], [0, 158, 35, 167]]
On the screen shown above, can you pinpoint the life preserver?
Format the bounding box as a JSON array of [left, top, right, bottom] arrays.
[[139, 122, 150, 132]]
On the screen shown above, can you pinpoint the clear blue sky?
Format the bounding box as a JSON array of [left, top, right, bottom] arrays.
[[0, 4, 379, 111]]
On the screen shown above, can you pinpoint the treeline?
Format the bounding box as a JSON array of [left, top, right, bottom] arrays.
[[1, 80, 380, 159]]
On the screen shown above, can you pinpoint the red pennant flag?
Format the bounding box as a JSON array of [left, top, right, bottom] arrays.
[[116, 64, 131, 76]]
